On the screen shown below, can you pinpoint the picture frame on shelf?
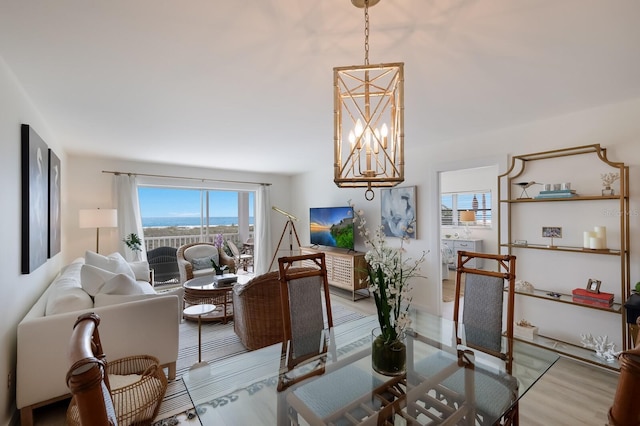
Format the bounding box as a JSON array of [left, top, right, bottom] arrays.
[[586, 279, 602, 294], [542, 226, 562, 248]]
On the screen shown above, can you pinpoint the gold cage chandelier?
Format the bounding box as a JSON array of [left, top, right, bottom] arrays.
[[334, 0, 404, 201]]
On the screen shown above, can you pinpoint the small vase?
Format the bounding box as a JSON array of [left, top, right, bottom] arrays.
[[371, 328, 406, 376], [602, 186, 614, 196]]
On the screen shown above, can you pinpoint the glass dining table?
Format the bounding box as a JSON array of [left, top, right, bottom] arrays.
[[182, 311, 559, 425]]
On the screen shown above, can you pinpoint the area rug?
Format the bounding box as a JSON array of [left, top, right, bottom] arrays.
[[152, 300, 365, 425]]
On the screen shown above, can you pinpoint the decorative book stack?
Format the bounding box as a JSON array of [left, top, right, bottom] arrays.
[[571, 288, 614, 307], [213, 274, 238, 286], [535, 189, 577, 199]]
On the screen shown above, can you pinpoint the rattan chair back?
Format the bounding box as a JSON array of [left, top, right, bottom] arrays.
[[66, 313, 118, 426], [277, 253, 333, 391]]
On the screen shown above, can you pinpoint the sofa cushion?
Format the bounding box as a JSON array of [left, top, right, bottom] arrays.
[[94, 287, 183, 307], [191, 255, 218, 271], [85, 251, 135, 279], [45, 260, 93, 316], [45, 287, 93, 316]]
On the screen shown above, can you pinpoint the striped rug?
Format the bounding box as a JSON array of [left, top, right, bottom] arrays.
[[152, 300, 365, 425]]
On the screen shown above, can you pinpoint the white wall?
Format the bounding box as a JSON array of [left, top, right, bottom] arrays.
[[64, 155, 293, 266], [291, 98, 640, 346], [0, 57, 66, 425]]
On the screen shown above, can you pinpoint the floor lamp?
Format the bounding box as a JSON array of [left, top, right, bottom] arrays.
[[79, 208, 118, 253]]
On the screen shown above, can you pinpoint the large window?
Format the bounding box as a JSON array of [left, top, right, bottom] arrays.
[[138, 186, 255, 249], [441, 191, 492, 227]]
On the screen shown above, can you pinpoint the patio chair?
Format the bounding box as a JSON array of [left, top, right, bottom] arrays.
[[227, 239, 253, 272], [176, 242, 236, 283], [146, 246, 179, 284]]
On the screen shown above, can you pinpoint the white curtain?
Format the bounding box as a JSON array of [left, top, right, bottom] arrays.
[[254, 184, 272, 274], [115, 174, 146, 261]]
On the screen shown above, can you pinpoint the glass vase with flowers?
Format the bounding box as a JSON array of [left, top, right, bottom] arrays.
[[350, 201, 426, 376]]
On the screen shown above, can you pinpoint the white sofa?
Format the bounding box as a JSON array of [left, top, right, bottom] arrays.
[[16, 253, 183, 426]]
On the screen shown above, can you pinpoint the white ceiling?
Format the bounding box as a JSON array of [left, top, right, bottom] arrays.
[[1, 0, 639, 175]]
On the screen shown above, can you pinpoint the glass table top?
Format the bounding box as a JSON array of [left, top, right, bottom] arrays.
[[182, 312, 559, 425]]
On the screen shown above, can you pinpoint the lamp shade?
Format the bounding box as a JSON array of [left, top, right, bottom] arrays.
[[79, 209, 118, 228], [460, 211, 476, 223]]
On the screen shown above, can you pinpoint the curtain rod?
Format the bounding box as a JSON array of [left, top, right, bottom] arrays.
[[102, 170, 272, 186]]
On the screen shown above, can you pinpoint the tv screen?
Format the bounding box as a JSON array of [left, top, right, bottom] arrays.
[[309, 206, 354, 250]]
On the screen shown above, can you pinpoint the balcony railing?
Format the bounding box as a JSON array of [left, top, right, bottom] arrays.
[[144, 232, 252, 251]]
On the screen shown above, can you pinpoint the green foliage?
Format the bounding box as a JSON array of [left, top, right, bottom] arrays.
[[211, 258, 229, 275], [123, 233, 142, 252]]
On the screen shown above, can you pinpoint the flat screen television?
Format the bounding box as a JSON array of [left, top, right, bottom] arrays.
[[309, 206, 355, 250]]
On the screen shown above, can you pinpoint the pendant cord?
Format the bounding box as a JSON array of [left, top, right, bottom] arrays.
[[364, 0, 370, 65]]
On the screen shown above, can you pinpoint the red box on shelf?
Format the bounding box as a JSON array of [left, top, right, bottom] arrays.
[[571, 288, 614, 302], [572, 296, 613, 308]]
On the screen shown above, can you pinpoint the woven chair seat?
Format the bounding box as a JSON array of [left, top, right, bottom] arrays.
[[67, 355, 167, 426]]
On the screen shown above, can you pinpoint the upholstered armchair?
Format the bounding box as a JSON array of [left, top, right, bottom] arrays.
[[176, 242, 236, 284]]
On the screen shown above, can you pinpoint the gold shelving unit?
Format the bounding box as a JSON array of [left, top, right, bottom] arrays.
[[498, 144, 630, 369]]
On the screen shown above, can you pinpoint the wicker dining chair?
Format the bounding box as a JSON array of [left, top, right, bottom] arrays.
[[277, 253, 333, 391], [414, 251, 518, 426]]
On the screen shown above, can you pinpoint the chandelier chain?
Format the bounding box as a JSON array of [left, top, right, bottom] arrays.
[[364, 0, 369, 65]]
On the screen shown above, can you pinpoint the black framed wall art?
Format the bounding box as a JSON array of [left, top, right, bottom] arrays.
[[48, 148, 61, 258], [21, 124, 49, 273]]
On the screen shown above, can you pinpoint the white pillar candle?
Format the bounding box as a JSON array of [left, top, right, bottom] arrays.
[[583, 231, 596, 248], [589, 237, 604, 250], [594, 226, 607, 247]]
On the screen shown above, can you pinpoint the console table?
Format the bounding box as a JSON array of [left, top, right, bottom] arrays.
[[300, 246, 369, 301]]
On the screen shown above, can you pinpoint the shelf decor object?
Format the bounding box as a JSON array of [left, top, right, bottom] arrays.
[[333, 0, 404, 201], [498, 144, 630, 370], [601, 172, 620, 196]]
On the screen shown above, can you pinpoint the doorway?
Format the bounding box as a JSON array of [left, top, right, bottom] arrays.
[[438, 165, 499, 319]]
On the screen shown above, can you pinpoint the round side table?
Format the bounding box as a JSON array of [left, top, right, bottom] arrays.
[[183, 303, 216, 370]]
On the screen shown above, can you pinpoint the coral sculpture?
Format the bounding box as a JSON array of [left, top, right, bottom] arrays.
[[580, 333, 620, 362]]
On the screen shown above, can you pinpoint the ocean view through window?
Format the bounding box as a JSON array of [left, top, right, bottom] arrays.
[[138, 187, 255, 250]]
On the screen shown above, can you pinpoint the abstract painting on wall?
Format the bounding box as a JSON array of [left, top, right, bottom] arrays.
[[380, 186, 417, 239], [21, 124, 49, 273], [48, 148, 61, 258]]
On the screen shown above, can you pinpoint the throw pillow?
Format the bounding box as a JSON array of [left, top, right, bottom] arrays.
[[81, 264, 117, 296], [129, 260, 151, 282], [191, 255, 217, 271], [99, 274, 153, 295], [85, 251, 136, 279]]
